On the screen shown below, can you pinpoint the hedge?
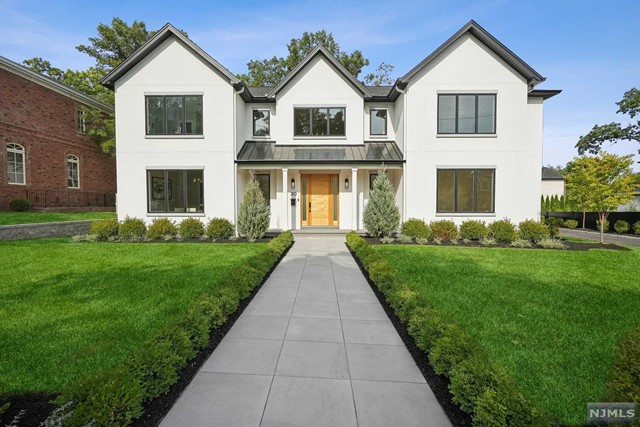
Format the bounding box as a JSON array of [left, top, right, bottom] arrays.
[[51, 231, 294, 426], [607, 327, 640, 406], [346, 232, 549, 426]]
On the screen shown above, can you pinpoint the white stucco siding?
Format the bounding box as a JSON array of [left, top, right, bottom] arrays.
[[273, 56, 364, 145], [403, 34, 544, 224], [114, 37, 236, 222]]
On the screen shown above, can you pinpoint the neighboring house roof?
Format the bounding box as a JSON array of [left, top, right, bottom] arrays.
[[236, 141, 404, 165], [0, 55, 114, 113], [100, 23, 240, 90], [542, 167, 565, 180], [265, 45, 373, 99], [399, 20, 545, 87]]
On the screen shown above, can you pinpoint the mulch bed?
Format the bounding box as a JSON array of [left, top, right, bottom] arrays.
[[0, 242, 291, 427], [363, 237, 629, 251], [347, 244, 472, 427]]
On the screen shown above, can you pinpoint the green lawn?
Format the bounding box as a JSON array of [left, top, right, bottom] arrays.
[[0, 211, 116, 225], [0, 239, 266, 394], [375, 245, 640, 425]]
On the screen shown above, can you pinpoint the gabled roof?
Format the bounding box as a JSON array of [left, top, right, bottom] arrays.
[[399, 20, 545, 86], [542, 167, 565, 180], [528, 89, 562, 100], [100, 23, 240, 90], [0, 55, 113, 113], [266, 45, 373, 98]]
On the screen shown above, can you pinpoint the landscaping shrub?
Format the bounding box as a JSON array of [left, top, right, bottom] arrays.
[[511, 238, 532, 248], [429, 323, 481, 376], [118, 217, 146, 239], [518, 219, 550, 242], [179, 217, 204, 238], [237, 174, 270, 241], [564, 219, 578, 229], [614, 220, 630, 234], [596, 218, 610, 232], [607, 327, 640, 405], [90, 218, 119, 240], [634, 221, 640, 235], [459, 220, 488, 241], [429, 220, 459, 241], [480, 237, 497, 246], [206, 217, 234, 239], [395, 234, 413, 244], [538, 238, 567, 249], [488, 219, 517, 243], [9, 198, 29, 211], [416, 237, 429, 245], [400, 219, 431, 239], [380, 236, 395, 244], [363, 168, 400, 237], [544, 217, 564, 237], [147, 218, 178, 239]]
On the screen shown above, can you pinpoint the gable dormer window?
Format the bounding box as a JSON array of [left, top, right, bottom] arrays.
[[370, 108, 387, 136], [253, 109, 270, 137], [294, 107, 345, 137], [438, 94, 496, 134], [146, 95, 203, 136]]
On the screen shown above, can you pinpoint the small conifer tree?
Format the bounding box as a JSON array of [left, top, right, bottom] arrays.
[[237, 172, 271, 241], [363, 166, 400, 237]]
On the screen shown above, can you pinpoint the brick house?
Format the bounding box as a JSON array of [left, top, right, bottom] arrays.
[[0, 55, 116, 211]]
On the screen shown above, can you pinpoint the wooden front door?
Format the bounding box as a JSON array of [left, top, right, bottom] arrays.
[[302, 174, 339, 227]]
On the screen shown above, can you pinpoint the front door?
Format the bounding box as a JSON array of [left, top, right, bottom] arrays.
[[301, 174, 339, 227]]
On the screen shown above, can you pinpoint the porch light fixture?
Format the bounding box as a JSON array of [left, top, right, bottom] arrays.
[[345, 178, 349, 190], [290, 178, 295, 190]]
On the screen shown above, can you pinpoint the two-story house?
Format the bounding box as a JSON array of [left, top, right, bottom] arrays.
[[101, 20, 559, 231], [0, 55, 116, 211]]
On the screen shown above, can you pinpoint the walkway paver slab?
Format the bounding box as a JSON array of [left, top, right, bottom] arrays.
[[337, 290, 378, 304], [292, 300, 340, 319], [339, 302, 389, 321], [244, 296, 295, 317], [275, 340, 349, 379], [200, 337, 282, 375], [285, 316, 343, 342], [346, 343, 426, 383], [226, 315, 289, 340], [342, 319, 404, 345]]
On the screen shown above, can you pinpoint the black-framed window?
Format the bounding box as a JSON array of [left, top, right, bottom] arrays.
[[370, 109, 387, 136], [294, 107, 345, 136], [255, 173, 270, 205], [253, 109, 270, 137], [437, 169, 495, 213], [369, 173, 378, 190], [146, 95, 203, 135], [438, 94, 496, 134], [147, 169, 204, 213]]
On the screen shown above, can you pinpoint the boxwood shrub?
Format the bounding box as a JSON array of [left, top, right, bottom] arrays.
[[206, 217, 234, 239], [429, 220, 459, 241], [518, 219, 550, 242], [345, 232, 546, 425], [634, 221, 640, 235], [52, 231, 293, 426], [147, 218, 178, 239], [607, 327, 640, 405], [614, 220, 630, 234], [9, 198, 29, 211], [179, 217, 204, 238], [564, 219, 578, 229], [400, 219, 431, 239], [118, 217, 147, 240], [595, 218, 610, 232], [459, 220, 488, 241], [90, 218, 119, 240], [488, 219, 517, 243]]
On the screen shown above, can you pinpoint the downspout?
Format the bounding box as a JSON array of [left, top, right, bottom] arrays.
[[233, 85, 245, 236], [395, 82, 407, 223]]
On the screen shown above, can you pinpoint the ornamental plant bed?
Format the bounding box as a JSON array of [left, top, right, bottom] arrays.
[[362, 236, 628, 251]]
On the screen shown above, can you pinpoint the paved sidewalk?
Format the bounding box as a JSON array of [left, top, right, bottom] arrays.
[[560, 228, 640, 246], [160, 235, 451, 427]]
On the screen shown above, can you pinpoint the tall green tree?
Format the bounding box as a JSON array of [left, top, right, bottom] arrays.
[[577, 88, 640, 158], [238, 30, 392, 87], [237, 172, 271, 241], [363, 166, 400, 237], [565, 152, 636, 242]]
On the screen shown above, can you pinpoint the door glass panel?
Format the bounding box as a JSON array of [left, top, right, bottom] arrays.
[[302, 175, 307, 221], [457, 95, 476, 133], [332, 174, 339, 221], [436, 170, 455, 212]]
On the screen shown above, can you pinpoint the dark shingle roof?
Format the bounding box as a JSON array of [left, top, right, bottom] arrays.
[[247, 86, 271, 97], [237, 141, 404, 164], [366, 86, 393, 97], [542, 167, 564, 180]]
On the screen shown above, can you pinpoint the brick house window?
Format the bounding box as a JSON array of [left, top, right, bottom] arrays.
[[7, 143, 25, 185], [67, 155, 80, 188], [77, 109, 86, 134]]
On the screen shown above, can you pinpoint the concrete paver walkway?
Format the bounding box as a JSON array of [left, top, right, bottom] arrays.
[[160, 235, 451, 427]]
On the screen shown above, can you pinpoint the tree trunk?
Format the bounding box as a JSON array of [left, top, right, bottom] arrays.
[[582, 210, 586, 229], [599, 212, 609, 244]]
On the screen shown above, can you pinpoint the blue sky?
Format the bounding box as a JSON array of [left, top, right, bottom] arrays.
[[1, 0, 638, 170]]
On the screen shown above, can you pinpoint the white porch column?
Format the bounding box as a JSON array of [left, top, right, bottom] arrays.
[[282, 168, 290, 230], [351, 168, 358, 231]]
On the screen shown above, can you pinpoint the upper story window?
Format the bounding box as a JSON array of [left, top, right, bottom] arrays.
[[294, 107, 345, 137], [253, 109, 270, 137], [370, 109, 387, 136], [146, 95, 203, 136], [7, 143, 25, 185], [77, 109, 86, 134], [437, 169, 495, 213], [67, 155, 80, 188], [438, 94, 496, 134]]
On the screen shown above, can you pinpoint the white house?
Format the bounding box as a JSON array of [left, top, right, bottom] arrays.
[[541, 167, 565, 198], [101, 20, 560, 231]]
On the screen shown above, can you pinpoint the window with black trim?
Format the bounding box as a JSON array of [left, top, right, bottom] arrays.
[[369, 173, 378, 190], [370, 109, 387, 136], [146, 95, 203, 135], [438, 94, 496, 134], [67, 155, 79, 188], [255, 173, 270, 205], [147, 169, 204, 213], [437, 169, 495, 213], [253, 109, 270, 137], [294, 107, 345, 136]]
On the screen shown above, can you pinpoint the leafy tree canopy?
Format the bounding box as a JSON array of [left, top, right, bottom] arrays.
[[577, 88, 640, 158], [238, 30, 394, 87]]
